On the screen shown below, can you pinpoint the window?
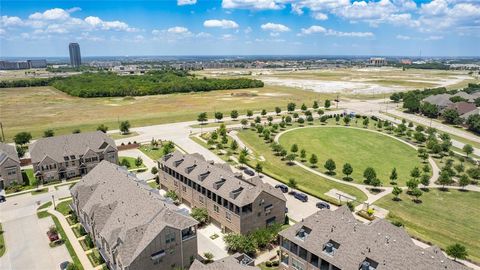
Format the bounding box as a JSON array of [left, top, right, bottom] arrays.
[[174, 180, 178, 187], [199, 195, 204, 204], [281, 252, 289, 265], [214, 204, 219, 213], [165, 232, 176, 244], [292, 258, 304, 270], [7, 169, 17, 176], [299, 247, 308, 261], [226, 212, 232, 222], [182, 185, 186, 192]]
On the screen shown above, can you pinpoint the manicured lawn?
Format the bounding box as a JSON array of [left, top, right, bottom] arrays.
[[37, 211, 49, 219], [108, 131, 139, 140], [376, 188, 480, 263], [139, 144, 168, 161], [119, 156, 146, 170], [0, 223, 5, 257], [23, 168, 35, 186], [148, 181, 159, 189], [38, 201, 52, 210], [55, 199, 73, 216], [31, 188, 48, 195], [237, 130, 367, 204], [278, 127, 423, 186]]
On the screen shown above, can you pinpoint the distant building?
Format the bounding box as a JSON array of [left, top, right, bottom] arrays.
[[29, 131, 118, 182], [71, 161, 198, 270], [69, 42, 82, 68], [191, 253, 259, 270], [278, 206, 468, 270], [158, 151, 287, 234], [0, 142, 23, 189], [27, 59, 47, 69], [400, 59, 412, 65], [368, 57, 387, 66], [0, 60, 46, 70]]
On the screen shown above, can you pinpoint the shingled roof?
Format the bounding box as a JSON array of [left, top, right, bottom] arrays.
[[70, 161, 198, 267], [29, 131, 116, 164], [190, 253, 260, 270], [0, 142, 19, 166], [160, 151, 286, 207], [279, 206, 468, 270]]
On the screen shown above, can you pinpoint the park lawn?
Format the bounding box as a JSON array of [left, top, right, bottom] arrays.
[[119, 156, 146, 170], [236, 129, 367, 204], [278, 127, 423, 186], [0, 85, 338, 142], [376, 188, 480, 263], [0, 223, 5, 257], [56, 199, 73, 216]]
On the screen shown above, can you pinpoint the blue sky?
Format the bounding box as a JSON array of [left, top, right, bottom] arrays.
[[1, 0, 479, 57]]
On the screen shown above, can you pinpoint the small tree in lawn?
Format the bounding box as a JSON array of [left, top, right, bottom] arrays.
[[343, 116, 351, 126], [287, 102, 296, 112], [151, 166, 158, 175], [389, 168, 398, 185], [446, 243, 468, 261], [14, 132, 32, 146], [342, 163, 353, 181], [370, 178, 382, 190], [230, 110, 239, 120], [313, 101, 319, 109], [410, 167, 420, 181], [97, 124, 109, 133], [324, 159, 336, 175], [120, 121, 131, 134], [290, 144, 298, 155], [255, 116, 261, 124], [214, 112, 223, 122], [406, 179, 419, 192], [410, 188, 423, 203], [267, 116, 273, 124], [255, 163, 263, 173], [288, 178, 297, 189], [420, 174, 430, 189], [191, 208, 209, 226], [363, 117, 369, 128], [43, 129, 55, 137], [335, 115, 340, 124], [238, 152, 248, 166], [275, 107, 281, 115], [301, 103, 307, 111], [135, 156, 143, 167], [260, 109, 267, 117], [459, 174, 470, 190], [422, 164, 430, 173], [230, 140, 238, 152], [286, 153, 296, 165], [363, 167, 376, 185], [392, 186, 402, 201], [246, 110, 253, 118], [438, 170, 453, 190], [120, 158, 131, 168], [463, 144, 473, 157], [324, 99, 331, 109], [300, 149, 306, 161], [309, 154, 318, 168]]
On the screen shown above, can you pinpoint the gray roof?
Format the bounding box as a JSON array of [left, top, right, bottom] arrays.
[[0, 142, 19, 166], [160, 151, 286, 207], [70, 161, 198, 267], [422, 94, 453, 108], [461, 108, 480, 119], [29, 131, 116, 164], [190, 254, 260, 270], [453, 92, 476, 102], [279, 206, 468, 270]]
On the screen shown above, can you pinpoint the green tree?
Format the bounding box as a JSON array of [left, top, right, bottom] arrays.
[[463, 144, 474, 157], [362, 117, 369, 127], [238, 152, 248, 165], [16, 145, 26, 158], [389, 168, 398, 184], [406, 179, 419, 191], [438, 170, 453, 189], [214, 112, 223, 122], [119, 121, 131, 134], [135, 156, 143, 167], [443, 108, 462, 125], [301, 103, 307, 111], [343, 116, 351, 126], [300, 149, 306, 161], [392, 186, 402, 201], [410, 167, 420, 180], [309, 154, 318, 167], [324, 99, 331, 109], [191, 208, 209, 226], [313, 101, 319, 109], [290, 144, 298, 154], [342, 163, 353, 180], [459, 174, 470, 190], [287, 178, 297, 189], [324, 159, 336, 174], [275, 106, 281, 115], [446, 243, 468, 261], [410, 188, 423, 202], [151, 166, 158, 175], [402, 94, 421, 113], [14, 132, 32, 146], [287, 102, 296, 112], [420, 174, 430, 188], [120, 158, 131, 168], [286, 153, 296, 164], [230, 110, 239, 120], [255, 162, 263, 173], [240, 119, 248, 128], [97, 124, 109, 133], [261, 109, 267, 116], [197, 112, 208, 124], [370, 177, 382, 188], [43, 129, 54, 137], [363, 167, 377, 185], [166, 190, 179, 202], [230, 140, 238, 151], [246, 110, 253, 118]]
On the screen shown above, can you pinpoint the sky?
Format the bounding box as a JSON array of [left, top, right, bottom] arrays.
[[1, 0, 479, 57]]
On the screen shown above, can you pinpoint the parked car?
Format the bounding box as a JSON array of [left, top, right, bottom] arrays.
[[275, 184, 289, 193], [316, 201, 330, 209], [0, 195, 6, 203], [59, 261, 70, 270], [47, 231, 59, 242], [294, 192, 308, 202], [244, 169, 255, 176]]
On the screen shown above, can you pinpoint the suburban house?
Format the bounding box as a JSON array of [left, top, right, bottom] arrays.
[[0, 142, 23, 189], [70, 161, 199, 270], [445, 102, 478, 119], [278, 206, 468, 270], [29, 131, 118, 182], [422, 94, 453, 110], [158, 151, 287, 234], [190, 253, 259, 269]]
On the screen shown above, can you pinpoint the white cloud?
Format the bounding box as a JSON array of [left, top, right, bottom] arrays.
[[1, 16, 23, 27], [300, 25, 373, 38], [425, 35, 444, 40], [178, 0, 197, 5], [221, 34, 235, 40], [84, 16, 138, 32], [261, 22, 290, 32], [222, 0, 287, 10], [29, 8, 71, 20], [196, 32, 212, 38], [300, 25, 326, 35], [396, 34, 411, 40], [313, 13, 328, 20], [167, 26, 190, 34], [203, 19, 239, 28]]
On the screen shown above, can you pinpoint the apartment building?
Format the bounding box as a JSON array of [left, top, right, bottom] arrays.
[[29, 131, 118, 182], [71, 161, 198, 270], [190, 253, 259, 270], [158, 151, 286, 234], [0, 143, 23, 189], [278, 206, 468, 270]]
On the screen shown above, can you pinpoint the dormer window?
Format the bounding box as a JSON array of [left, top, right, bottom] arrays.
[[185, 164, 197, 174], [213, 178, 226, 189], [198, 171, 210, 181], [163, 153, 173, 161], [229, 187, 244, 199], [359, 258, 378, 270], [295, 226, 311, 241], [70, 155, 75, 160], [64, 156, 69, 161], [173, 159, 184, 167], [323, 240, 340, 256]]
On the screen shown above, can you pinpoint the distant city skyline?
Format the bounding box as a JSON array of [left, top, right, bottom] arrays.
[[1, 0, 479, 57]]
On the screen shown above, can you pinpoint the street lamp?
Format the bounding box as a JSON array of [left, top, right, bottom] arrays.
[[52, 195, 56, 209]]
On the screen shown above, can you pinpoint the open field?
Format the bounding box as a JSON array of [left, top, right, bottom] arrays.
[[236, 129, 368, 204], [198, 68, 476, 95], [0, 85, 341, 142], [376, 188, 480, 263], [278, 127, 424, 186]]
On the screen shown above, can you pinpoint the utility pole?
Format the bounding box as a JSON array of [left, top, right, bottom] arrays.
[[0, 122, 4, 142]]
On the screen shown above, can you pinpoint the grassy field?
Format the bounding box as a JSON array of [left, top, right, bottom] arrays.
[[236, 129, 368, 204], [376, 188, 480, 263], [0, 86, 339, 142], [119, 156, 145, 169], [278, 127, 423, 186]]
